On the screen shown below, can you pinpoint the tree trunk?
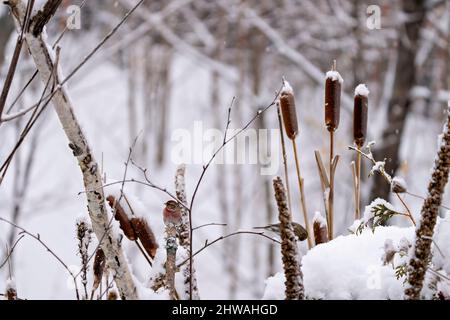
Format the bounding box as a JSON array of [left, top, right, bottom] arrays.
[[370, 0, 426, 202]]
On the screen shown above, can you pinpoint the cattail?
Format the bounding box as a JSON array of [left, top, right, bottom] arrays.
[[92, 248, 106, 293], [353, 84, 369, 147], [106, 195, 137, 240], [279, 81, 298, 140], [273, 176, 304, 300], [313, 212, 328, 245], [324, 69, 343, 132], [130, 217, 158, 259], [107, 290, 118, 300], [279, 79, 312, 248], [5, 279, 17, 300]]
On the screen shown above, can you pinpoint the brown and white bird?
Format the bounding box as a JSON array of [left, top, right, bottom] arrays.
[[253, 222, 308, 241], [163, 200, 183, 226]]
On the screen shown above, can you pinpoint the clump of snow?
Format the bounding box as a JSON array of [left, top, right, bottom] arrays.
[[134, 275, 170, 300], [262, 272, 285, 300], [391, 176, 407, 193], [348, 219, 362, 234], [6, 278, 16, 291], [281, 79, 294, 94], [354, 84, 369, 97], [370, 160, 386, 176], [313, 211, 326, 228], [325, 70, 344, 84], [302, 226, 414, 299]]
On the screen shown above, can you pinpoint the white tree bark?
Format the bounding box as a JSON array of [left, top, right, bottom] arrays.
[[8, 0, 138, 299]]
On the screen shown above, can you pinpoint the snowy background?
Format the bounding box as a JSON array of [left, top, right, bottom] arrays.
[[0, 0, 449, 299]]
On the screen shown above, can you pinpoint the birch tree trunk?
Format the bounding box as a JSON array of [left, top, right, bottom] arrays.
[[8, 0, 138, 299]]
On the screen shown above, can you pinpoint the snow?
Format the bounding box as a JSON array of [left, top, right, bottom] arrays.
[[300, 226, 414, 299], [370, 161, 386, 176], [313, 211, 326, 228], [262, 226, 417, 299], [391, 176, 407, 193], [354, 84, 369, 97], [5, 278, 16, 291], [104, 181, 149, 219], [261, 272, 285, 300], [281, 79, 294, 94], [325, 70, 344, 84], [433, 218, 450, 274]]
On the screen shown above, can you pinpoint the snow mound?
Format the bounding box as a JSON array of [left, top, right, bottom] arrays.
[[302, 226, 414, 299]]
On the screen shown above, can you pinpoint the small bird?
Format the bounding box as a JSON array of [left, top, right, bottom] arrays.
[[163, 200, 183, 226], [253, 222, 308, 241]]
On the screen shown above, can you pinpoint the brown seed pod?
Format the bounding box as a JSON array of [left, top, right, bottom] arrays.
[[353, 84, 369, 147], [131, 217, 159, 259], [279, 82, 299, 140], [324, 71, 342, 132], [106, 195, 137, 240], [107, 290, 118, 300], [313, 213, 328, 245], [92, 248, 106, 292]]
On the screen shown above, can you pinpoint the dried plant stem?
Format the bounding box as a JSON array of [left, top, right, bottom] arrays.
[[328, 130, 335, 239], [277, 104, 293, 214], [355, 149, 361, 219], [273, 177, 304, 300], [292, 141, 312, 248]]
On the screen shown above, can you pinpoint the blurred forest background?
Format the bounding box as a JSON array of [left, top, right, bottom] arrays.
[[0, 0, 449, 299]]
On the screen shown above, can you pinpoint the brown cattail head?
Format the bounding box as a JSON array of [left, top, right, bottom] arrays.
[[353, 84, 369, 147], [107, 290, 118, 300], [279, 81, 299, 140], [5, 279, 17, 300], [106, 195, 137, 240], [324, 70, 343, 132], [92, 248, 106, 292], [130, 217, 159, 259], [312, 212, 328, 245]]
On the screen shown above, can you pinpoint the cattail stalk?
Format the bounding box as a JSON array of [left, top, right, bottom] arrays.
[[324, 61, 342, 239], [279, 80, 312, 248], [405, 105, 450, 299], [174, 164, 200, 300], [273, 177, 304, 300], [353, 84, 369, 220]]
